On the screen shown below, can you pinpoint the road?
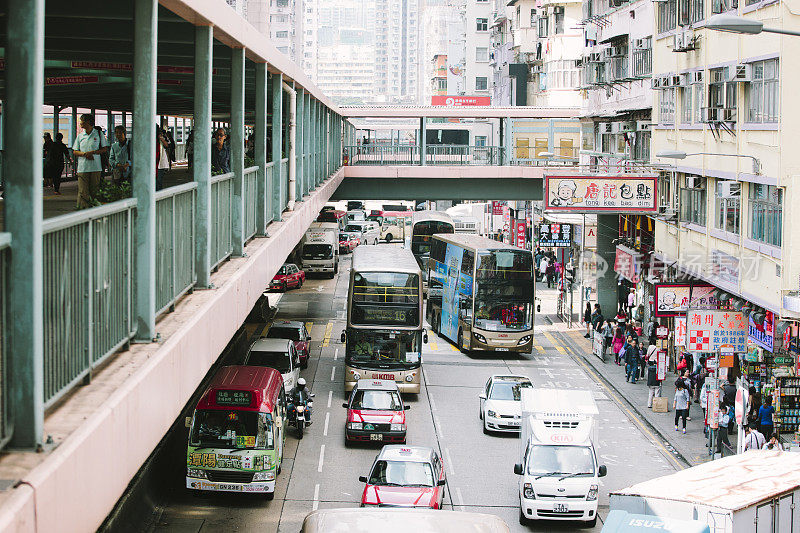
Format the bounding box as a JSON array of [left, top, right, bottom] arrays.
[[149, 251, 680, 532]]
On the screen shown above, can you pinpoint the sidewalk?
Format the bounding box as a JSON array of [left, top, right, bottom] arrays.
[[536, 283, 736, 466]]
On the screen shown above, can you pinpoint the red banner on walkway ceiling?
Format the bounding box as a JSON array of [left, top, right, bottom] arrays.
[[431, 95, 491, 106]]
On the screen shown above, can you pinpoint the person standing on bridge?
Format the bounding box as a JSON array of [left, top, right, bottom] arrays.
[[212, 127, 231, 174], [72, 113, 109, 209]]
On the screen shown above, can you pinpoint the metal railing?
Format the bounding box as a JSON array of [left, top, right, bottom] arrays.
[[243, 166, 259, 242], [344, 145, 507, 166], [280, 158, 289, 211], [42, 199, 137, 407], [155, 182, 197, 316], [511, 146, 580, 166], [345, 145, 418, 165], [424, 145, 505, 165], [210, 172, 234, 270], [0, 234, 10, 449]]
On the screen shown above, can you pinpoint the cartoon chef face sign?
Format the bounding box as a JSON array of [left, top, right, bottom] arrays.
[[551, 180, 581, 206], [658, 290, 677, 310]]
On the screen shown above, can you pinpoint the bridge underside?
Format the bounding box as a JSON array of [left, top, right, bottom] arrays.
[[332, 166, 545, 201]]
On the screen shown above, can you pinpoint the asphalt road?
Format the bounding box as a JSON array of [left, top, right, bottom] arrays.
[[149, 251, 680, 532]]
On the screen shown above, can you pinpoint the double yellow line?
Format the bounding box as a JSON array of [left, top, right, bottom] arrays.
[[322, 322, 333, 347]]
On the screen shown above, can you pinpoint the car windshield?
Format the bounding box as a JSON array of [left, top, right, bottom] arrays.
[[527, 445, 595, 477], [345, 225, 364, 233], [190, 409, 273, 449], [490, 381, 532, 401], [277, 265, 290, 275], [351, 390, 403, 410], [267, 327, 301, 341], [246, 350, 291, 373], [369, 460, 435, 487]]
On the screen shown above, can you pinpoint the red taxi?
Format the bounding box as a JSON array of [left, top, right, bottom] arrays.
[[359, 445, 447, 509], [338, 231, 360, 254], [269, 263, 305, 291], [343, 379, 409, 444]]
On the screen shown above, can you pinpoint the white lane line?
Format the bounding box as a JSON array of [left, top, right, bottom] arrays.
[[334, 348, 338, 361], [327, 390, 332, 409], [312, 484, 320, 511], [433, 414, 445, 439], [444, 447, 456, 476], [330, 366, 336, 381], [455, 487, 465, 511], [324, 412, 330, 436], [318, 444, 326, 473], [429, 394, 437, 411]]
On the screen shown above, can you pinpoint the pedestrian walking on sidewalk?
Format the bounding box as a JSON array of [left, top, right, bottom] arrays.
[[44, 132, 71, 195], [759, 396, 776, 439], [700, 379, 709, 436], [743, 425, 766, 451], [627, 288, 636, 318], [646, 356, 661, 408], [716, 405, 732, 455], [747, 386, 762, 432], [674, 382, 690, 434], [765, 433, 783, 451], [602, 320, 614, 357], [72, 113, 109, 208], [538, 255, 549, 284], [676, 370, 693, 420], [583, 303, 592, 338], [612, 327, 625, 365], [625, 338, 640, 384]]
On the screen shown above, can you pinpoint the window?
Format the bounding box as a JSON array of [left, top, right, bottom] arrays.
[[658, 0, 677, 33], [694, 79, 705, 123], [538, 16, 548, 37], [690, 0, 704, 23], [531, 8, 536, 26], [437, 78, 447, 91], [475, 77, 488, 91], [276, 31, 289, 39], [747, 59, 779, 123], [546, 60, 579, 89], [634, 131, 650, 161], [659, 88, 676, 124], [680, 175, 706, 225], [681, 87, 693, 124], [749, 184, 782, 246], [475, 135, 487, 147], [476, 47, 489, 62], [276, 0, 289, 6], [708, 67, 736, 110], [554, 10, 564, 34], [715, 180, 741, 234], [712, 0, 737, 13], [476, 18, 488, 31]]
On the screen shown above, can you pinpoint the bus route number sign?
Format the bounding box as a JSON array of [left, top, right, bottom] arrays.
[[216, 390, 252, 407], [359, 306, 413, 326]]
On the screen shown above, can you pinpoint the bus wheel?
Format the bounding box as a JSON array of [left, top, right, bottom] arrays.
[[385, 233, 392, 242], [457, 329, 464, 352]]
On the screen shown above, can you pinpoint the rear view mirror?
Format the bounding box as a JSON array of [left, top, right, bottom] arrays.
[[185, 416, 192, 428], [537, 304, 541, 312], [342, 402, 349, 408], [598, 465, 607, 477], [423, 331, 429, 344], [438, 478, 447, 486], [404, 405, 411, 410], [479, 393, 486, 400], [513, 463, 523, 476], [341, 331, 347, 343], [359, 476, 368, 483]]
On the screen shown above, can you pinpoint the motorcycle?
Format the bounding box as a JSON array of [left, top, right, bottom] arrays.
[[288, 394, 314, 439]]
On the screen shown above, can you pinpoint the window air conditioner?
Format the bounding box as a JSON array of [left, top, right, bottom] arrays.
[[672, 74, 684, 86], [590, 52, 602, 62], [636, 120, 651, 131], [599, 123, 613, 134], [553, 6, 564, 14], [686, 176, 704, 189], [610, 46, 625, 56], [722, 108, 737, 122], [633, 38, 645, 49], [701, 107, 720, 122], [728, 64, 752, 82], [610, 122, 622, 133], [603, 48, 615, 59], [620, 121, 637, 132], [652, 77, 662, 89], [691, 70, 703, 84], [718, 181, 740, 197], [673, 33, 685, 51]]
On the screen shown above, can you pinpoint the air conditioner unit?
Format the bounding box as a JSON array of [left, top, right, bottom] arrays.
[[701, 107, 720, 122], [672, 74, 684, 86], [722, 107, 737, 122], [599, 123, 613, 134], [711, 69, 725, 83], [691, 70, 703, 84], [633, 38, 645, 49], [673, 33, 685, 51], [729, 64, 752, 82], [603, 48, 615, 59], [553, 6, 564, 14], [610, 46, 625, 57], [686, 176, 704, 189], [620, 121, 637, 132], [636, 120, 651, 131], [718, 180, 741, 198], [532, 65, 543, 74]]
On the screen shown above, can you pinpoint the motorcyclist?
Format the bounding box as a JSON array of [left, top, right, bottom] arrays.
[[290, 378, 312, 425]]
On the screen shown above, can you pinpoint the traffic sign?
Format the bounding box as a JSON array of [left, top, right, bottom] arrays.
[[735, 387, 748, 426]]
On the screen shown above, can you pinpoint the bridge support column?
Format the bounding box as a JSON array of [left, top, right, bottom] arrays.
[[132, 0, 158, 341], [255, 62, 268, 233], [419, 116, 426, 166], [596, 214, 619, 320], [193, 24, 213, 287], [230, 47, 245, 256], [304, 91, 311, 195], [7, 0, 44, 448], [501, 117, 510, 165], [296, 88, 304, 201], [271, 72, 283, 221]]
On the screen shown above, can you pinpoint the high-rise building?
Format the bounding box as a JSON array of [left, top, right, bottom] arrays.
[[270, 0, 304, 63], [374, 0, 421, 104], [303, 0, 318, 80], [316, 45, 377, 103], [226, 0, 270, 35]]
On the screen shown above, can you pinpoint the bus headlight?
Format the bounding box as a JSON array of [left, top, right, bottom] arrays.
[[187, 468, 207, 479], [523, 483, 535, 499], [352, 371, 361, 381], [390, 423, 405, 431], [518, 335, 532, 345], [347, 422, 363, 430], [405, 375, 414, 382], [586, 484, 599, 501], [474, 333, 487, 344], [253, 471, 276, 482]]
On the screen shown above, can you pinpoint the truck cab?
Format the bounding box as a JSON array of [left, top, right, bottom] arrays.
[[514, 388, 605, 527], [302, 222, 339, 278]]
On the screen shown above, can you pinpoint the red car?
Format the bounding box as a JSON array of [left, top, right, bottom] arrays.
[[265, 320, 311, 368], [338, 232, 360, 254], [344, 379, 408, 443], [269, 263, 305, 291], [359, 445, 447, 509]]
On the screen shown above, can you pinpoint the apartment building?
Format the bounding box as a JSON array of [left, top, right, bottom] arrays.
[[316, 44, 377, 102], [302, 0, 318, 80], [226, 0, 270, 34], [465, 0, 493, 98], [651, 2, 800, 321], [579, 0, 654, 168], [270, 0, 304, 62], [374, 0, 421, 103]]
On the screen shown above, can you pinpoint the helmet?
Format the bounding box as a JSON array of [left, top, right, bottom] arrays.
[[297, 378, 306, 390]]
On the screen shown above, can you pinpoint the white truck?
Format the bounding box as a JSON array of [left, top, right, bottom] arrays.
[[301, 222, 339, 278], [609, 450, 800, 533], [514, 388, 605, 527]]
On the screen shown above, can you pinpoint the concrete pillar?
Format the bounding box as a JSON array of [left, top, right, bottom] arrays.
[[52, 107, 59, 138], [501, 117, 511, 166], [70, 107, 78, 145], [307, 95, 315, 192], [132, 0, 158, 341], [6, 0, 44, 448], [295, 89, 304, 201], [596, 214, 619, 318], [193, 25, 213, 287], [107, 111, 115, 144], [255, 62, 268, 232], [317, 102, 323, 183], [271, 72, 283, 221], [420, 116, 427, 166], [230, 47, 245, 256]]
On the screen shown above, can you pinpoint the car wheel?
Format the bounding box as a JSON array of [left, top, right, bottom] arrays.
[[483, 419, 490, 435], [519, 509, 528, 526], [265, 491, 275, 501], [373, 239, 378, 245], [282, 282, 288, 292], [277, 462, 282, 476], [298, 278, 303, 288], [385, 233, 392, 242], [586, 517, 597, 528], [479, 406, 483, 420]]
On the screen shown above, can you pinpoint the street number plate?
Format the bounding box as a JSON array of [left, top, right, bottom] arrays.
[[370, 434, 383, 441], [553, 503, 569, 513]]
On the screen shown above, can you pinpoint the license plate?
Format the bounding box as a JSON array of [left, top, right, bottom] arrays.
[[496, 348, 510, 352], [370, 434, 383, 441], [553, 503, 569, 513], [508, 420, 521, 426], [219, 484, 241, 491]]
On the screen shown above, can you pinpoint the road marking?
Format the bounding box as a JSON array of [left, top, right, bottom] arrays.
[[317, 445, 325, 472], [430, 342, 439, 351], [444, 447, 456, 476], [455, 487, 465, 511], [334, 348, 338, 361], [322, 321, 333, 347], [312, 484, 320, 511], [433, 414, 445, 439], [429, 394, 437, 411], [305, 321, 314, 334], [534, 345, 545, 353], [323, 412, 330, 436], [327, 390, 332, 409], [542, 330, 567, 354], [330, 366, 336, 381]]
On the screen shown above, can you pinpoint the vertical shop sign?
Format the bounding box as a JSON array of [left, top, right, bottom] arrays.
[[708, 388, 720, 429], [656, 350, 667, 381], [674, 316, 687, 347]]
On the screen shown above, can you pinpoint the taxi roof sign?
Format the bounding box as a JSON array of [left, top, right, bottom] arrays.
[[356, 379, 400, 391]]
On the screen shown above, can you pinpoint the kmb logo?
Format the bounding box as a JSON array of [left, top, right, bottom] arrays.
[[375, 374, 395, 380]]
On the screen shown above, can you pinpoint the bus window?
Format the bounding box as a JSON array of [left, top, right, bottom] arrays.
[[190, 410, 273, 449], [347, 329, 421, 366]]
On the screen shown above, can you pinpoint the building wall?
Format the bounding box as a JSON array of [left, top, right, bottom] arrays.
[[270, 0, 303, 62]]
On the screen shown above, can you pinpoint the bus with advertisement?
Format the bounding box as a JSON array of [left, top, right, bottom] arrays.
[[426, 234, 534, 353], [342, 245, 426, 393], [186, 365, 287, 499], [410, 211, 455, 281]]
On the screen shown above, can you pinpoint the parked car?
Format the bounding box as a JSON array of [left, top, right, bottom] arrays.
[[266, 320, 311, 369], [270, 263, 305, 291]]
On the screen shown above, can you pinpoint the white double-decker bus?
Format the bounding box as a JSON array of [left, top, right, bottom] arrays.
[[410, 211, 455, 282], [342, 245, 426, 393], [426, 234, 534, 353]]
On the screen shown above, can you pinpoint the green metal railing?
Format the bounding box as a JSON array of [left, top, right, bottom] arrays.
[[343, 145, 507, 166], [265, 161, 275, 218], [243, 166, 259, 241], [280, 158, 289, 211], [155, 182, 197, 316], [210, 172, 234, 270], [42, 199, 137, 407], [0, 234, 10, 449]]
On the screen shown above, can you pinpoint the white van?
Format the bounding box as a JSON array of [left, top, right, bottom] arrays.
[[514, 388, 605, 527], [244, 338, 301, 394], [346, 221, 380, 245], [302, 508, 510, 533], [302, 223, 339, 278]]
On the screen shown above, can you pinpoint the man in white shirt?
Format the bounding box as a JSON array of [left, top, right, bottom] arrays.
[[72, 114, 109, 208], [743, 425, 766, 451]]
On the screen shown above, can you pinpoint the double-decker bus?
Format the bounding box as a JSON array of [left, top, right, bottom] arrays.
[[410, 211, 455, 281], [342, 245, 425, 393], [426, 234, 534, 353]]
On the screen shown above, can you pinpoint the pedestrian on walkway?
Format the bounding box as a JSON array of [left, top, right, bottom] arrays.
[[759, 396, 776, 439], [44, 132, 71, 195], [693, 356, 707, 402], [722, 377, 737, 435], [546, 259, 556, 288], [678, 370, 693, 420], [538, 254, 549, 283], [627, 288, 636, 317], [700, 378, 709, 436], [72, 113, 109, 209], [625, 338, 640, 383], [674, 381, 690, 434], [591, 304, 604, 333], [156, 125, 171, 191], [109, 126, 132, 185], [743, 425, 766, 451], [615, 310, 627, 324], [748, 386, 762, 432], [646, 356, 661, 408], [212, 127, 231, 174], [583, 303, 592, 338], [716, 405, 732, 455], [602, 319, 614, 357], [186, 130, 194, 167], [612, 326, 625, 365], [764, 433, 783, 451]]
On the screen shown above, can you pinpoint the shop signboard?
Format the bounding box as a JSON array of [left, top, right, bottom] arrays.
[[744, 341, 760, 363], [675, 316, 687, 347], [502, 206, 510, 243], [515, 221, 526, 248], [656, 350, 667, 381], [431, 95, 491, 106], [543, 175, 658, 212], [592, 331, 604, 360], [748, 310, 775, 353], [656, 326, 669, 339], [614, 247, 641, 283], [705, 356, 718, 371], [735, 388, 748, 426], [686, 309, 747, 353], [654, 283, 717, 317], [708, 389, 720, 429], [492, 201, 504, 216], [720, 345, 734, 368], [537, 223, 572, 247]]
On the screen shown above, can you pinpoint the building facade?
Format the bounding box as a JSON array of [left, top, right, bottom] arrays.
[[270, 0, 304, 62]]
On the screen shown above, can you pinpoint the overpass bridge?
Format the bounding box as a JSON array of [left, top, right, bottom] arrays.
[[0, 1, 581, 530]]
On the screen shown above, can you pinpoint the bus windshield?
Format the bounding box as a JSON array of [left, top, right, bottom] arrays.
[[345, 329, 421, 369], [474, 250, 533, 332], [190, 409, 274, 450], [352, 272, 420, 304], [411, 221, 454, 257]]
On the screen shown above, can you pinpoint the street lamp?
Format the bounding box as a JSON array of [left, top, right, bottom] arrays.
[[655, 150, 761, 175], [706, 14, 800, 37]]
